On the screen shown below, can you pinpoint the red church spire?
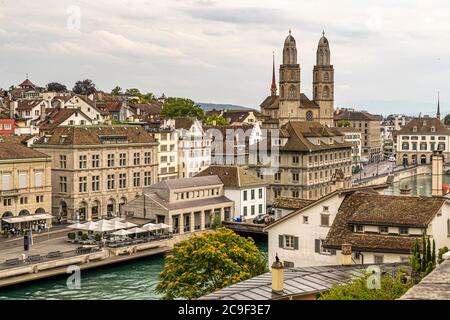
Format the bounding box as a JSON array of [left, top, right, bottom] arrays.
[[271, 51, 277, 96]]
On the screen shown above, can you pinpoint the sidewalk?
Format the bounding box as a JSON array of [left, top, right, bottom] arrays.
[[0, 224, 71, 244]]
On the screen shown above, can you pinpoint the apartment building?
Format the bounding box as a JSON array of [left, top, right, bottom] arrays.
[[248, 121, 353, 203], [0, 135, 52, 229], [33, 126, 158, 222], [336, 127, 363, 170], [120, 175, 234, 233], [334, 108, 382, 163]]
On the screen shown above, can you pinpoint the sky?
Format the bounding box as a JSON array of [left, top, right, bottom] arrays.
[[1, 0, 450, 116]]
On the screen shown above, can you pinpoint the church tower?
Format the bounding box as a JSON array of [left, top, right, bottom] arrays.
[[313, 32, 334, 126], [278, 30, 301, 125]]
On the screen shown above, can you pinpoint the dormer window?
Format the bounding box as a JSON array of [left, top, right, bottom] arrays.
[[413, 126, 417, 132], [355, 225, 364, 233], [399, 227, 409, 235], [431, 126, 436, 133], [423, 120, 427, 126], [379, 226, 389, 234]]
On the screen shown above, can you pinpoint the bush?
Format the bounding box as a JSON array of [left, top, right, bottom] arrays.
[[81, 233, 88, 241], [438, 247, 449, 264], [68, 232, 76, 240], [94, 234, 102, 242], [77, 231, 83, 237]]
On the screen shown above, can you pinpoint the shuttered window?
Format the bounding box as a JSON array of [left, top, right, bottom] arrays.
[[35, 171, 43, 187], [315, 238, 337, 255], [19, 172, 28, 189], [279, 235, 299, 250], [2, 174, 11, 190]]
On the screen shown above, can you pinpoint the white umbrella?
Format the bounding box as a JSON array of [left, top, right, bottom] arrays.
[[142, 223, 158, 231], [127, 227, 147, 234], [108, 221, 128, 230], [94, 220, 115, 232], [67, 222, 85, 229], [154, 223, 171, 230], [108, 217, 125, 223], [79, 221, 98, 231], [121, 221, 137, 228], [111, 229, 131, 236]]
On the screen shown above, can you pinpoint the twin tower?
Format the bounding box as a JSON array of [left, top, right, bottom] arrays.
[[261, 30, 335, 128]]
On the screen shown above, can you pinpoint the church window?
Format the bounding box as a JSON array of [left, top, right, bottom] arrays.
[[306, 111, 313, 121], [281, 87, 285, 99], [323, 86, 330, 99], [288, 85, 296, 99], [324, 72, 329, 82], [314, 87, 318, 99]]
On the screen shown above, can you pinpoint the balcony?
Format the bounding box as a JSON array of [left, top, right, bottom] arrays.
[[0, 189, 20, 196]]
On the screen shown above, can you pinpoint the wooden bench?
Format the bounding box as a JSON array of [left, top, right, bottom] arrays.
[[26, 254, 43, 263], [4, 258, 20, 266], [46, 251, 62, 259]]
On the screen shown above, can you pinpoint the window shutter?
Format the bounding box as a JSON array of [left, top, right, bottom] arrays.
[[315, 239, 321, 253], [279, 235, 284, 248], [294, 237, 299, 250]]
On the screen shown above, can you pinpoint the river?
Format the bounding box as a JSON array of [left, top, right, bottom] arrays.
[[384, 173, 450, 197], [0, 234, 267, 300]]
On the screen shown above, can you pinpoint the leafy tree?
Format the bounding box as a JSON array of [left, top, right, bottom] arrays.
[[156, 228, 268, 300], [140, 92, 155, 103], [444, 114, 450, 125], [205, 114, 229, 125], [160, 97, 204, 119], [319, 270, 411, 300], [337, 120, 351, 127], [73, 79, 96, 95], [46, 82, 67, 92], [124, 88, 141, 97], [410, 234, 436, 281], [438, 246, 449, 264], [111, 86, 122, 96]]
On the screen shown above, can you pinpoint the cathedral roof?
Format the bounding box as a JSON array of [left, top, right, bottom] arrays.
[[284, 30, 296, 47], [318, 35, 329, 47]]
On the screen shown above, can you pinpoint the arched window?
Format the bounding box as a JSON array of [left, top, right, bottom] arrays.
[[19, 210, 30, 216], [281, 86, 285, 99], [324, 72, 329, 82], [314, 86, 318, 99], [323, 86, 330, 99], [288, 85, 296, 100], [306, 111, 313, 121]]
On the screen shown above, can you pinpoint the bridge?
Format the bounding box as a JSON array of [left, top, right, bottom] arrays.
[[222, 221, 267, 235]]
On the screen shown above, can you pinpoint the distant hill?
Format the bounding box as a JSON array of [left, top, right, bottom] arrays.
[[197, 102, 258, 112]]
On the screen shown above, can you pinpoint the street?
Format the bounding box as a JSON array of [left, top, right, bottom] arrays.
[[352, 160, 400, 182]]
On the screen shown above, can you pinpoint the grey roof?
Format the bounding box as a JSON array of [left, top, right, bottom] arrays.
[[145, 194, 233, 211], [400, 259, 450, 300], [199, 263, 407, 300], [149, 175, 223, 190]]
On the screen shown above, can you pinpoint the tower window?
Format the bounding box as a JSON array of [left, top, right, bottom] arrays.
[[306, 111, 313, 121], [324, 72, 329, 82], [288, 85, 296, 100], [323, 86, 330, 99]]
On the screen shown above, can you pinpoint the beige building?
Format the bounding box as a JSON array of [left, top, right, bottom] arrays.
[[248, 121, 353, 203], [260, 31, 335, 128], [0, 135, 52, 229], [120, 175, 234, 234], [336, 127, 363, 170], [33, 126, 158, 222], [334, 108, 382, 163]]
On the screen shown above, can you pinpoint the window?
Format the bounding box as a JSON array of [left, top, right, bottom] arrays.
[[306, 111, 313, 121], [280, 235, 298, 250], [251, 189, 255, 200], [60, 176, 67, 193], [243, 190, 248, 201], [35, 171, 43, 187], [379, 226, 389, 234], [293, 156, 299, 164], [79, 177, 87, 193], [3, 198, 12, 206], [251, 205, 255, 216], [160, 145, 167, 152], [284, 261, 295, 268], [92, 154, 100, 168], [303, 216, 309, 224], [355, 225, 364, 232], [399, 227, 409, 235], [292, 190, 299, 198], [144, 152, 151, 164], [315, 239, 334, 255], [292, 173, 299, 181], [133, 172, 140, 187], [36, 195, 44, 203], [119, 173, 127, 189], [243, 206, 248, 216], [259, 204, 263, 214], [258, 188, 263, 199], [92, 176, 100, 191], [20, 197, 28, 204], [323, 206, 329, 212], [321, 214, 330, 226], [19, 172, 28, 189], [79, 155, 87, 169], [275, 172, 281, 181], [119, 153, 126, 166], [107, 154, 115, 167], [2, 174, 11, 190], [144, 172, 152, 186], [107, 174, 115, 190], [402, 142, 409, 150], [374, 255, 384, 264], [133, 153, 140, 165]]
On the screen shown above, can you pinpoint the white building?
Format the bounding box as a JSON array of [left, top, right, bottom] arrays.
[[174, 117, 212, 178], [337, 127, 362, 170], [265, 186, 450, 268], [196, 165, 267, 220]]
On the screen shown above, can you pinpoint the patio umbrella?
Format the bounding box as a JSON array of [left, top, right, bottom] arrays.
[[142, 223, 158, 231], [67, 222, 86, 229], [111, 229, 131, 236], [108, 221, 128, 230], [121, 221, 137, 228], [108, 217, 125, 223], [127, 227, 147, 237], [154, 223, 171, 230], [79, 221, 99, 231], [94, 220, 115, 232]]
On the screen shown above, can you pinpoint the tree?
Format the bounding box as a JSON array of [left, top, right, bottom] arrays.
[[160, 97, 204, 119], [438, 247, 449, 264], [73, 79, 96, 95], [319, 270, 411, 300], [410, 234, 436, 281], [111, 86, 122, 96], [124, 88, 141, 97], [155, 228, 268, 300], [337, 120, 351, 127], [205, 114, 229, 125], [46, 82, 67, 92], [444, 114, 450, 125]]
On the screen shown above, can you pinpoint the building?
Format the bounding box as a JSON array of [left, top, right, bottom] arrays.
[[396, 117, 450, 166], [260, 31, 335, 128], [196, 165, 267, 220], [38, 108, 93, 135], [265, 186, 450, 268], [174, 117, 212, 178], [120, 175, 234, 233], [147, 119, 179, 181], [32, 126, 159, 222], [381, 114, 411, 160], [0, 117, 14, 135], [248, 121, 353, 203], [336, 127, 363, 170], [206, 109, 263, 125], [272, 196, 314, 219], [0, 135, 52, 229], [334, 108, 383, 163]]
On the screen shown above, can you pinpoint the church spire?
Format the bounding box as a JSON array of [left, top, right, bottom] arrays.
[[271, 51, 277, 96], [437, 91, 441, 120]]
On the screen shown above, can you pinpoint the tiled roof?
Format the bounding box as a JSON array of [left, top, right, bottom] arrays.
[[196, 165, 266, 188], [334, 109, 382, 121], [33, 126, 156, 146], [129, 103, 162, 115], [323, 192, 445, 253], [173, 117, 197, 130], [0, 135, 50, 160], [38, 108, 90, 131], [149, 175, 223, 190], [396, 117, 449, 135], [272, 197, 314, 210], [199, 263, 407, 300]]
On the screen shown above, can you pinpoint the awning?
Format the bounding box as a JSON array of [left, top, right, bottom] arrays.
[[2, 213, 53, 224]]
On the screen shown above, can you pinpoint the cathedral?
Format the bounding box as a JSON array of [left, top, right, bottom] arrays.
[[260, 30, 335, 128]]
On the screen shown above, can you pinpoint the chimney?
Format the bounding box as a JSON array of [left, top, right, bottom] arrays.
[[271, 255, 284, 293], [341, 243, 352, 266], [432, 150, 444, 196]]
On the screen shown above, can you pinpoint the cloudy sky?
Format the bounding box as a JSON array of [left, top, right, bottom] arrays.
[[1, 0, 450, 116]]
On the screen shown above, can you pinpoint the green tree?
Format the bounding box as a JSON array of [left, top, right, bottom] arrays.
[[73, 79, 96, 95], [337, 120, 351, 127], [124, 88, 141, 97], [160, 97, 204, 119], [46, 82, 67, 92], [111, 86, 122, 96], [205, 114, 229, 125], [156, 228, 268, 300], [438, 247, 449, 264], [319, 270, 411, 300], [410, 234, 436, 280], [444, 114, 450, 125]]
